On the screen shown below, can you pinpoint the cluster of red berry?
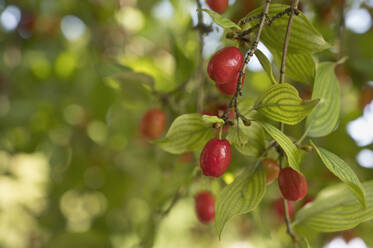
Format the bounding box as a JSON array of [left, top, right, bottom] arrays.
[[139, 0, 309, 224]]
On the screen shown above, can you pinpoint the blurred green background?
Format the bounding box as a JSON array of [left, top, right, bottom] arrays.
[[0, 0, 373, 247]]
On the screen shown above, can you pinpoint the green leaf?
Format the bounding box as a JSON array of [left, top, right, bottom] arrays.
[[272, 50, 315, 84], [258, 122, 302, 174], [305, 62, 341, 137], [99, 63, 132, 77], [110, 71, 154, 107], [202, 115, 225, 125], [294, 181, 373, 233], [155, 114, 215, 154], [255, 49, 278, 84], [244, 4, 330, 54], [226, 121, 265, 157], [201, 9, 241, 30], [215, 164, 266, 238], [171, 35, 195, 85], [310, 140, 366, 208], [254, 83, 319, 125]]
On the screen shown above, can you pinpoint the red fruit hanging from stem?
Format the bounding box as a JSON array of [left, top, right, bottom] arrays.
[[278, 167, 308, 201], [200, 138, 231, 177], [206, 0, 229, 14], [207, 46, 244, 85], [216, 73, 245, 96]]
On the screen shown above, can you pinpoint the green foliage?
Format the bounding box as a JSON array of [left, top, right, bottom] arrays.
[[200, 9, 241, 30], [259, 122, 302, 174], [107, 69, 155, 108], [1, 0, 371, 247], [226, 121, 265, 157], [215, 164, 266, 238], [271, 50, 316, 84], [310, 140, 366, 208], [254, 83, 319, 125], [255, 49, 278, 85], [306, 62, 341, 137], [244, 4, 330, 54], [294, 181, 373, 233], [171, 35, 195, 85], [155, 114, 217, 154]]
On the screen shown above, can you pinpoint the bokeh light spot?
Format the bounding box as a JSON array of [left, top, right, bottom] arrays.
[[345, 8, 372, 34], [357, 149, 373, 169], [0, 5, 21, 31], [61, 15, 86, 41]]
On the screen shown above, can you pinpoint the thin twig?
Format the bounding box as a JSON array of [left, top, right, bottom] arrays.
[[222, 0, 272, 122], [282, 198, 298, 242], [196, 0, 205, 112], [237, 8, 291, 39], [279, 0, 300, 84], [337, 0, 346, 59], [279, 154, 298, 243], [278, 0, 300, 243]]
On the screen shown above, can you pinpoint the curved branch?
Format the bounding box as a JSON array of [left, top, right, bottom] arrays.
[[279, 0, 300, 84]]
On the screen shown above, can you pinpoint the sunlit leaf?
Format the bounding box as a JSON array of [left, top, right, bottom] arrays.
[[254, 83, 319, 125], [306, 62, 340, 137], [215, 164, 266, 238], [272, 50, 315, 84], [259, 122, 302, 174], [310, 140, 366, 208], [201, 9, 241, 30], [294, 181, 373, 233], [155, 114, 216, 154], [255, 49, 278, 85], [244, 4, 330, 54], [202, 115, 225, 125]]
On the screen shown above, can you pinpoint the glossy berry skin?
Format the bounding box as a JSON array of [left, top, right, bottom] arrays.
[[216, 73, 245, 96], [262, 158, 280, 185], [206, 0, 228, 14], [195, 191, 215, 223], [278, 167, 308, 201], [200, 138, 231, 177], [140, 108, 166, 140], [208, 47, 243, 85], [273, 198, 295, 219]]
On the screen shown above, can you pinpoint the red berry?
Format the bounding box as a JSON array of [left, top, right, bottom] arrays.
[[140, 108, 166, 140], [278, 167, 308, 201], [216, 73, 245, 96], [207, 47, 244, 85], [262, 158, 280, 185], [273, 198, 295, 219], [200, 138, 231, 177], [195, 191, 215, 223], [206, 0, 229, 14]]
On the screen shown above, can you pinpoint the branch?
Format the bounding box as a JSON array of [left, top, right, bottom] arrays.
[[222, 0, 272, 122], [278, 1, 300, 243], [282, 198, 298, 242], [236, 8, 291, 40], [279, 0, 300, 84], [337, 0, 346, 59], [196, 0, 205, 113]]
